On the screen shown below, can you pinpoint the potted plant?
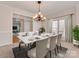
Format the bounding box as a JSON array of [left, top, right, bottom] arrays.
[[39, 27, 45, 35], [72, 25, 79, 46]]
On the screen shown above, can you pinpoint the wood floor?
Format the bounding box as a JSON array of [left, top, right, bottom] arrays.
[[13, 36, 20, 43], [0, 40, 79, 58]]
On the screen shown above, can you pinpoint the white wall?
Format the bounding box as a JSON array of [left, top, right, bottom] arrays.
[[42, 20, 50, 32], [0, 4, 12, 46], [33, 20, 50, 33], [0, 4, 33, 46], [75, 4, 79, 25], [24, 19, 32, 32], [33, 20, 42, 31]]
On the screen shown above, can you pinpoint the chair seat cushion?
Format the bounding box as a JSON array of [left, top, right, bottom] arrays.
[[28, 48, 36, 58]]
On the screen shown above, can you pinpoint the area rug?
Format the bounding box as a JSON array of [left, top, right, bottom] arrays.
[[55, 46, 68, 58], [46, 46, 68, 58]]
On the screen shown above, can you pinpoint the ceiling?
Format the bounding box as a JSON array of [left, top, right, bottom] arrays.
[[0, 1, 79, 19]]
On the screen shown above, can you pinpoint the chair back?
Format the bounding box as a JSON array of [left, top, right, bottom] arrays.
[[50, 36, 57, 50], [57, 34, 62, 46], [36, 38, 48, 58]]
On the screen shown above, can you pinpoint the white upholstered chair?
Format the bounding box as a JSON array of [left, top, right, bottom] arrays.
[[48, 36, 57, 57], [56, 34, 62, 52], [28, 38, 48, 58]]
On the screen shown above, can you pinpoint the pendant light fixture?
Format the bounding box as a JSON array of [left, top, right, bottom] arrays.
[[32, 1, 46, 21]]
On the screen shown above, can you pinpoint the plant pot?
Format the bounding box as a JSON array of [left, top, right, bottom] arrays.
[[73, 39, 79, 46]]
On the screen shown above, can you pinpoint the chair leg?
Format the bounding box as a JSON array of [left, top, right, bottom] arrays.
[[56, 45, 59, 53], [56, 43, 62, 52], [49, 48, 58, 58], [48, 50, 52, 58], [49, 50, 52, 58], [44, 51, 48, 58], [60, 43, 62, 50], [54, 48, 57, 56]]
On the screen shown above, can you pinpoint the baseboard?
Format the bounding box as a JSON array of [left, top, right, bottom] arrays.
[[0, 42, 12, 47]]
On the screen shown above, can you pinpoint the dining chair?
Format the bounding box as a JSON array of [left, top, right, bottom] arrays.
[[56, 34, 62, 52], [47, 36, 57, 58], [28, 38, 48, 58]]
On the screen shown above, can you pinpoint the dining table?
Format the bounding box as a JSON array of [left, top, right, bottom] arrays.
[[17, 32, 59, 45]]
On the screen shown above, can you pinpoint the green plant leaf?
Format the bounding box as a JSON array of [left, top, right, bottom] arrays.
[[72, 25, 79, 41]]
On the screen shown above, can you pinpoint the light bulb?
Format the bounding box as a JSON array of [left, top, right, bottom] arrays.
[[33, 14, 38, 19], [43, 17, 46, 19]]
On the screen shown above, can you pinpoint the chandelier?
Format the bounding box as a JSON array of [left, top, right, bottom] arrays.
[[33, 1, 46, 21]]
